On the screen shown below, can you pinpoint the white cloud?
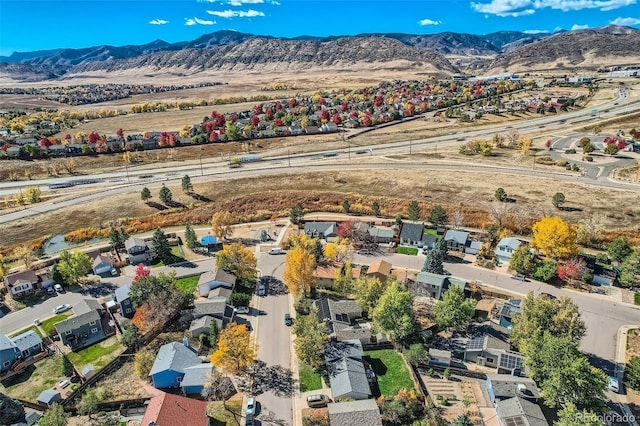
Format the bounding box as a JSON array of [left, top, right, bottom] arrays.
[[610, 16, 640, 25], [418, 18, 442, 26], [206, 9, 265, 18], [185, 17, 216, 26], [571, 23, 590, 29], [524, 29, 549, 33], [471, 0, 635, 16], [149, 19, 169, 25], [228, 0, 264, 5]]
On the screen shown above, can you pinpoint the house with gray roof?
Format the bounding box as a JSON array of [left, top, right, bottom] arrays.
[[124, 237, 152, 264], [92, 253, 114, 276], [495, 237, 522, 264], [444, 230, 469, 252], [197, 269, 236, 297], [399, 222, 424, 246], [189, 315, 215, 338], [180, 364, 213, 395], [411, 272, 449, 300], [314, 298, 382, 345], [10, 331, 44, 361], [115, 284, 135, 318], [486, 374, 548, 425], [496, 396, 549, 426], [304, 222, 338, 241], [328, 399, 382, 426], [37, 389, 61, 406], [150, 341, 202, 389], [367, 227, 395, 243], [193, 297, 235, 322], [4, 269, 38, 299], [54, 299, 106, 351], [325, 339, 372, 401]]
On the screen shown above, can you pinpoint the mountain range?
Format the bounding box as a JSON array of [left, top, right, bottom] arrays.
[[1, 25, 639, 81]]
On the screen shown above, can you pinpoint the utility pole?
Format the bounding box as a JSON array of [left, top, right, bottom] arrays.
[[199, 155, 204, 176], [288, 150, 291, 167], [125, 163, 130, 184], [409, 139, 412, 155]]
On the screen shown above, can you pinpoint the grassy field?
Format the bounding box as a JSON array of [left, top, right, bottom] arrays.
[[364, 349, 415, 398], [396, 247, 419, 256], [635, 293, 640, 306], [299, 362, 323, 392], [207, 398, 243, 426], [0, 354, 63, 401], [150, 246, 185, 267], [424, 228, 439, 237], [40, 313, 71, 335], [67, 336, 124, 371], [9, 325, 43, 338], [175, 275, 200, 295]]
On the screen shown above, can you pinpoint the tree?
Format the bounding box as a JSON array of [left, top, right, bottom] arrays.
[[140, 187, 151, 202], [408, 200, 421, 221], [556, 257, 587, 283], [324, 238, 350, 263], [211, 323, 256, 375], [582, 141, 595, 154], [0, 255, 9, 283], [434, 286, 476, 332], [13, 246, 34, 269], [511, 292, 586, 350], [604, 143, 620, 155], [150, 228, 171, 262], [121, 324, 143, 349], [531, 216, 578, 260], [518, 136, 532, 155], [354, 276, 386, 314], [211, 210, 234, 241], [290, 203, 305, 224], [283, 245, 316, 298], [215, 242, 257, 283], [57, 249, 92, 285], [78, 388, 99, 418], [608, 237, 632, 263], [108, 226, 126, 251], [133, 263, 150, 282], [62, 354, 74, 377], [495, 187, 507, 202], [342, 199, 351, 214], [422, 238, 446, 275], [333, 262, 355, 295], [405, 343, 429, 365], [0, 393, 25, 425], [209, 320, 219, 348], [371, 201, 380, 217], [292, 306, 330, 369], [181, 174, 193, 193], [625, 356, 640, 390], [372, 282, 414, 343], [39, 403, 68, 426], [509, 244, 535, 275], [184, 223, 198, 249], [25, 186, 41, 203], [429, 205, 448, 226], [533, 259, 557, 282], [134, 350, 155, 378], [552, 192, 566, 209], [451, 414, 473, 426], [158, 184, 172, 204], [555, 402, 604, 426], [619, 250, 640, 287], [129, 272, 176, 308]]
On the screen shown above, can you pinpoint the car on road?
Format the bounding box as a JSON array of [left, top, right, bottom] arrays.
[[257, 285, 266, 296], [245, 416, 254, 426], [284, 313, 293, 326], [539, 292, 556, 299], [235, 306, 250, 314], [268, 248, 284, 255], [510, 274, 526, 282], [356, 249, 372, 255], [246, 397, 256, 416], [33, 318, 41, 326], [306, 394, 330, 408], [608, 376, 620, 393], [53, 304, 72, 314]]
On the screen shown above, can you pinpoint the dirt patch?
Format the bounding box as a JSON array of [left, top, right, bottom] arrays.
[[421, 376, 482, 424], [93, 361, 151, 401], [626, 328, 640, 419]]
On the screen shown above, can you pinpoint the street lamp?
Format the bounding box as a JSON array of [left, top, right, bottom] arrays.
[[200, 148, 205, 176]]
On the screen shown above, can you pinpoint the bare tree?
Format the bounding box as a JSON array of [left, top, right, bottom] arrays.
[[452, 206, 465, 230], [506, 129, 520, 147], [61, 159, 77, 174], [510, 206, 534, 235], [488, 201, 513, 228]]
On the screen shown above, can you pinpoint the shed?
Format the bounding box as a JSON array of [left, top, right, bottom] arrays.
[[37, 389, 61, 406]]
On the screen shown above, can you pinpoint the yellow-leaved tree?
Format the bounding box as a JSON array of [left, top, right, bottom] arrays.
[[211, 323, 256, 375], [283, 245, 316, 298], [324, 238, 350, 263], [531, 216, 579, 260], [215, 242, 257, 282], [211, 210, 234, 241]]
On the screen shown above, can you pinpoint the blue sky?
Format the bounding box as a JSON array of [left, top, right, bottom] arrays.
[[1, 0, 639, 56]]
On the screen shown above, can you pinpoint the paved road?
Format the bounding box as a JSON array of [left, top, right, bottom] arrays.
[[253, 251, 292, 426], [352, 251, 640, 371]]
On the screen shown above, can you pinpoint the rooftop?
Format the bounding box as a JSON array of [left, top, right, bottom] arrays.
[[149, 342, 202, 377], [367, 260, 392, 277], [328, 399, 382, 426], [140, 393, 209, 426]]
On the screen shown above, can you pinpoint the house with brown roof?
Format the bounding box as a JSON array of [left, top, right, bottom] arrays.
[[4, 270, 38, 299], [141, 392, 210, 426], [366, 260, 392, 282], [314, 264, 340, 288]]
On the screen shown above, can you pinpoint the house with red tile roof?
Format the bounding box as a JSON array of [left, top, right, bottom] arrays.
[[141, 392, 210, 426]]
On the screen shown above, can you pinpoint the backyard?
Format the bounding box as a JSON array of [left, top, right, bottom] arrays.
[[175, 275, 200, 295], [67, 336, 125, 371], [207, 397, 243, 426], [396, 247, 419, 256], [0, 354, 63, 401], [150, 246, 185, 267], [364, 349, 415, 398], [40, 313, 71, 335], [298, 362, 322, 392]]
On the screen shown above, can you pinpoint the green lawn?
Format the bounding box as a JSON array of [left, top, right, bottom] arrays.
[[67, 336, 124, 371], [396, 247, 419, 256], [299, 362, 322, 392], [9, 325, 43, 338], [40, 313, 71, 335], [424, 228, 439, 237], [364, 349, 415, 398], [175, 275, 200, 295], [151, 246, 185, 267], [1, 354, 63, 402], [207, 399, 242, 426], [635, 293, 640, 306]]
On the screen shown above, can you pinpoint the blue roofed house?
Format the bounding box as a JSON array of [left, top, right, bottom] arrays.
[[0, 331, 45, 375], [150, 341, 203, 389], [495, 238, 522, 265], [37, 389, 62, 406], [0, 335, 20, 374], [115, 284, 135, 319], [325, 339, 372, 401], [180, 364, 213, 395]]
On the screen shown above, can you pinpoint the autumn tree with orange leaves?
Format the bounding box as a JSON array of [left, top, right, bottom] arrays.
[[283, 245, 316, 299], [211, 323, 256, 375], [531, 216, 579, 260]]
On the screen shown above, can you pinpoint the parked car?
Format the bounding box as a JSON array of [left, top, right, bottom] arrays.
[[246, 397, 256, 416], [33, 318, 41, 326], [257, 285, 266, 297], [235, 306, 250, 314], [53, 304, 72, 314], [608, 376, 620, 393], [110, 268, 118, 276], [284, 313, 293, 326], [46, 287, 56, 296], [306, 394, 330, 408], [356, 249, 371, 255], [268, 248, 284, 255], [58, 380, 70, 389], [510, 274, 526, 281], [54, 283, 64, 293]]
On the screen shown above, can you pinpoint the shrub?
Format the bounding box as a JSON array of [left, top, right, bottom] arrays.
[[595, 253, 610, 265], [535, 156, 554, 165], [565, 164, 572, 170], [585, 155, 594, 162], [483, 261, 495, 269], [229, 292, 250, 307], [572, 164, 580, 171], [555, 160, 568, 167], [564, 148, 577, 154]]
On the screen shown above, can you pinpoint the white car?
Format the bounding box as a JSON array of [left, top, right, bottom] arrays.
[[257, 285, 266, 296], [235, 306, 250, 314], [53, 304, 72, 314], [246, 397, 256, 416]]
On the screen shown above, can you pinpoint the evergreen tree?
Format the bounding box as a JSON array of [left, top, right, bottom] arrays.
[[422, 238, 446, 275], [408, 200, 421, 221], [184, 223, 198, 249], [159, 184, 172, 204], [181, 174, 193, 193], [140, 187, 151, 202], [151, 228, 171, 262], [62, 354, 74, 377], [289, 203, 304, 224], [371, 201, 380, 217], [429, 205, 448, 226], [109, 226, 124, 250]]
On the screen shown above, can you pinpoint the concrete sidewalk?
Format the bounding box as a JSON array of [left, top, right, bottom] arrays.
[[615, 325, 640, 426]]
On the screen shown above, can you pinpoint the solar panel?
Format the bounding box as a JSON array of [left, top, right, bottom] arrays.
[[504, 416, 527, 426], [499, 352, 524, 370], [466, 336, 485, 351]]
